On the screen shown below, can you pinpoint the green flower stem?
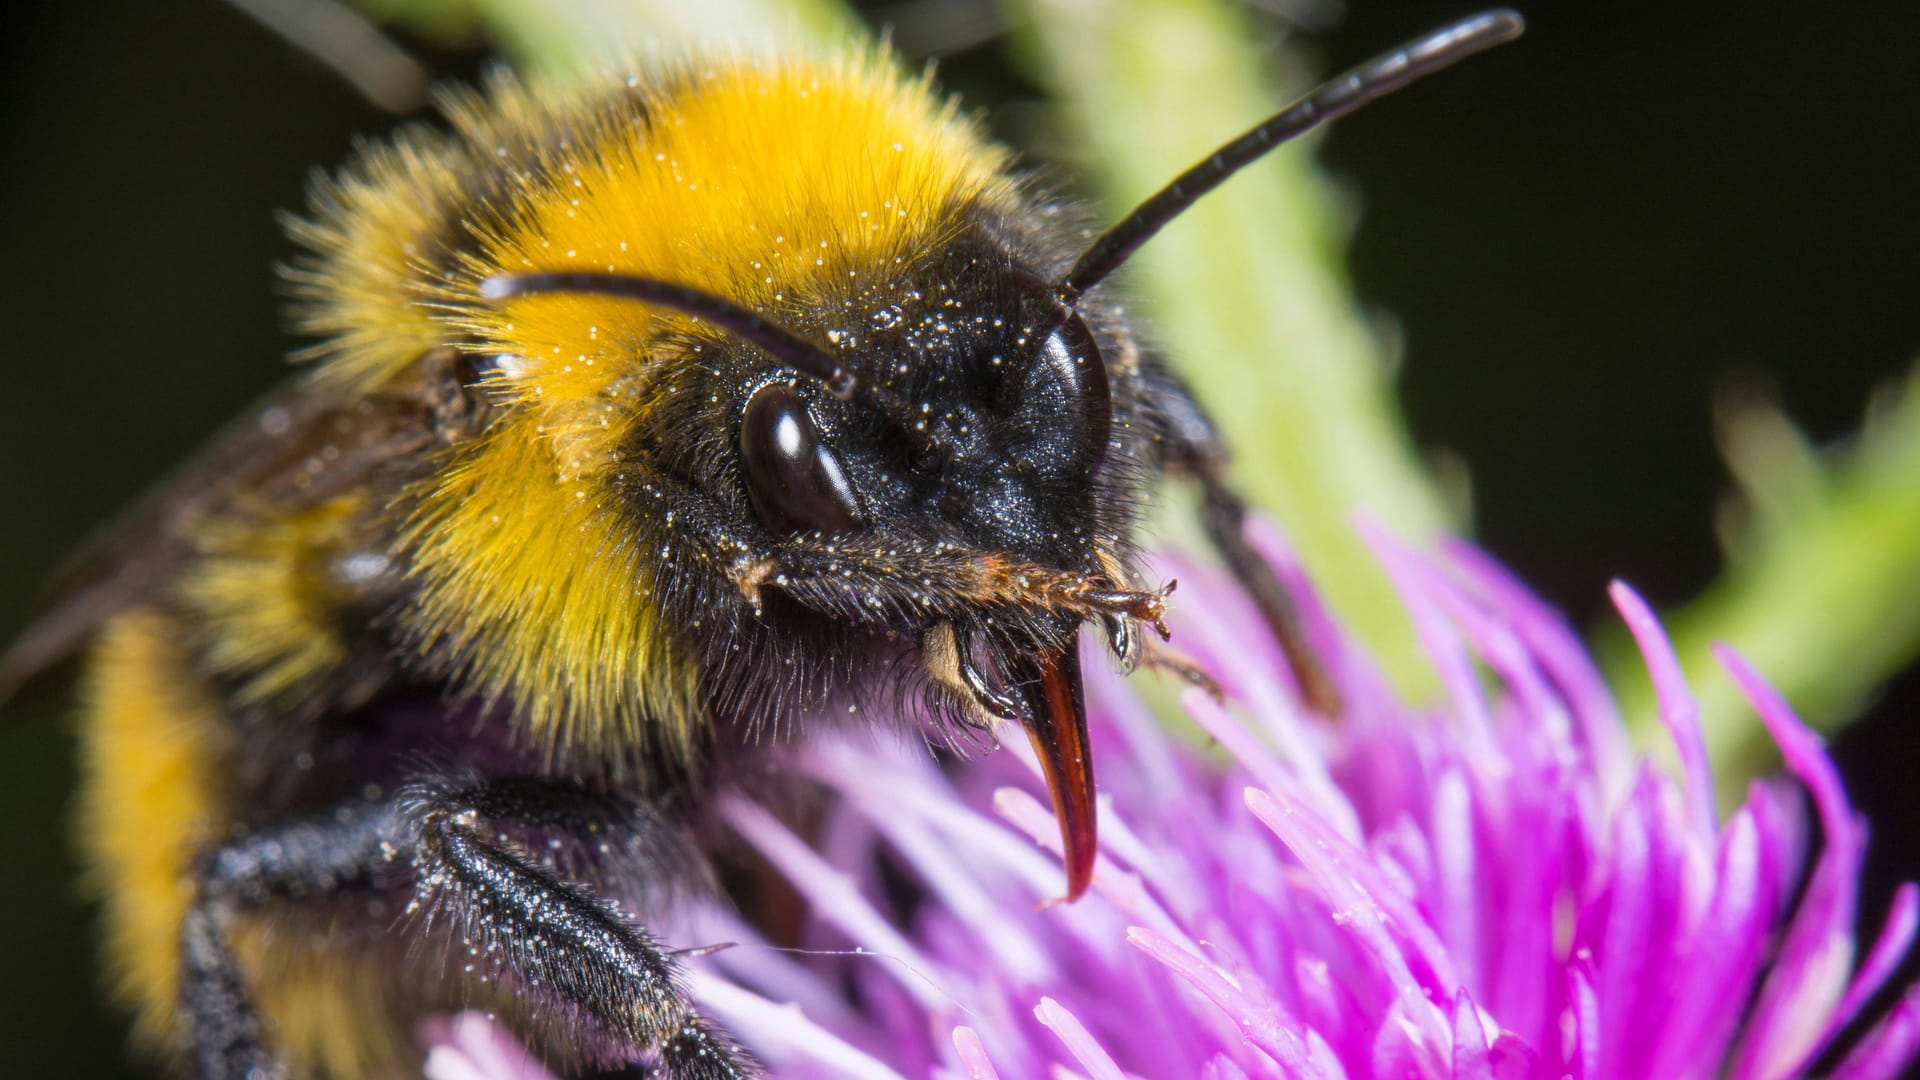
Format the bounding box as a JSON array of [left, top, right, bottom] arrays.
[[1609, 369, 1920, 799], [478, 0, 853, 77], [364, 0, 853, 78], [1005, 0, 1452, 690]]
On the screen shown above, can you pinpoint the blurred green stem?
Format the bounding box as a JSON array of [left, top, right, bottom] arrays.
[[1609, 369, 1920, 799], [1005, 0, 1452, 689], [470, 0, 852, 76], [359, 0, 854, 76]]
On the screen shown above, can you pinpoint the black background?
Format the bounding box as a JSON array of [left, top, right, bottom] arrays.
[[0, 2, 1914, 1075]]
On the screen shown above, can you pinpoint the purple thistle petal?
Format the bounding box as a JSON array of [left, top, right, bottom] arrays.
[[1202, 1054, 1255, 1080], [686, 970, 910, 1080], [1608, 582, 1717, 840], [802, 741, 1065, 903], [1246, 517, 1389, 719], [1833, 884, 1920, 1042], [1719, 645, 1864, 1079], [993, 783, 1209, 981], [1439, 538, 1630, 788], [1490, 787, 1585, 1046], [1291, 953, 1365, 1062], [1486, 1032, 1539, 1080], [1624, 767, 1698, 1080], [1036, 997, 1127, 1080], [682, 910, 863, 1030], [1825, 982, 1920, 1080], [1085, 668, 1195, 809], [416, 525, 1918, 1080], [1449, 991, 1494, 1080], [1565, 959, 1602, 1080], [1359, 523, 1499, 764], [1159, 557, 1362, 844], [422, 1015, 558, 1080], [1409, 562, 1572, 779], [814, 761, 1057, 985], [951, 1026, 1002, 1080], [1641, 805, 1779, 1076], [1182, 686, 1362, 845], [1243, 785, 1457, 1045], [1428, 771, 1481, 994], [1583, 768, 1660, 1078], [718, 797, 943, 987], [1126, 926, 1306, 1074]]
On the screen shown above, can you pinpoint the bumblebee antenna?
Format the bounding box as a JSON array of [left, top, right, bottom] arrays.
[[1056, 9, 1524, 306], [480, 271, 862, 400]]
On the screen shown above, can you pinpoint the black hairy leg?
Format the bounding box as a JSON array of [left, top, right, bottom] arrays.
[[180, 904, 282, 1080], [401, 778, 752, 1079], [1138, 355, 1342, 715], [182, 777, 752, 1080], [184, 798, 400, 1080]]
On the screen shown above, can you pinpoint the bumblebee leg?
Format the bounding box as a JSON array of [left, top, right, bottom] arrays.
[[180, 905, 281, 1080], [1138, 356, 1341, 714], [1135, 634, 1226, 700], [182, 780, 751, 1079], [401, 777, 753, 1079], [184, 801, 400, 1079]]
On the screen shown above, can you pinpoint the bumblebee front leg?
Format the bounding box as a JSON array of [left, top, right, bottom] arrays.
[[1138, 355, 1341, 714], [401, 778, 751, 1079], [182, 778, 752, 1080]]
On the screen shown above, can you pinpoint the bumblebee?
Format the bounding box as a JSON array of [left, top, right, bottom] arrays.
[[2, 11, 1521, 1079]]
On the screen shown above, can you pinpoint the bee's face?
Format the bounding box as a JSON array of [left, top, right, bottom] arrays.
[[596, 234, 1150, 898], [636, 234, 1140, 646], [737, 264, 1114, 585]]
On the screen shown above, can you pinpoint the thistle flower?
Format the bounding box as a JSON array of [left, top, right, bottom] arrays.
[[426, 523, 1919, 1079]]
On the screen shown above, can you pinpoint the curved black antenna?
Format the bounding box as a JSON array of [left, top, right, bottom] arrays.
[[480, 271, 861, 400], [1057, 9, 1525, 305]]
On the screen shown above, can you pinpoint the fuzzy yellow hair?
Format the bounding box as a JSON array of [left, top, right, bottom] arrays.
[[290, 51, 1019, 766]]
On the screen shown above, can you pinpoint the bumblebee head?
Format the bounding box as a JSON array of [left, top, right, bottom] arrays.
[[481, 237, 1156, 900]]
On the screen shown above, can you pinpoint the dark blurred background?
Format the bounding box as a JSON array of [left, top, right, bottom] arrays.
[[1, 1, 1914, 1075]]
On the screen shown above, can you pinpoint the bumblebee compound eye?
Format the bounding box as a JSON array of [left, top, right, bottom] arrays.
[[740, 382, 864, 536], [1034, 314, 1112, 473]]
